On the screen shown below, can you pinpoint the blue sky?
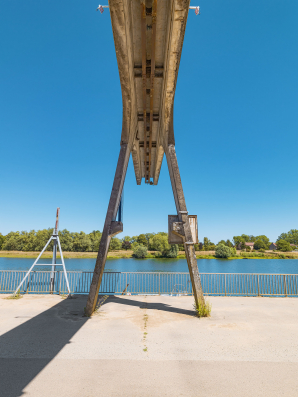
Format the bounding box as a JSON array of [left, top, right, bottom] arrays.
[[1, 0, 297, 243]]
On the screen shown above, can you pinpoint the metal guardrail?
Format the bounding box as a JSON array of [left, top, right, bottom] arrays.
[[0, 271, 297, 297]]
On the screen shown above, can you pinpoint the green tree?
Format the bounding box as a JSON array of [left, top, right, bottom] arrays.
[[203, 237, 216, 250], [58, 229, 74, 252], [137, 234, 148, 247], [149, 234, 169, 252], [109, 237, 122, 251], [217, 240, 227, 246], [145, 233, 155, 245], [230, 246, 237, 256], [226, 239, 233, 247], [233, 235, 256, 246], [277, 229, 298, 245], [148, 233, 177, 257], [215, 244, 232, 258], [233, 236, 245, 247], [164, 244, 178, 258], [34, 229, 53, 251], [0, 233, 6, 250], [122, 240, 131, 250], [241, 234, 251, 242], [255, 235, 269, 248], [72, 232, 92, 252], [132, 244, 147, 258], [130, 236, 139, 244], [22, 230, 37, 251], [3, 231, 28, 251], [254, 239, 267, 250], [178, 244, 185, 251], [88, 230, 102, 252], [276, 239, 291, 252]]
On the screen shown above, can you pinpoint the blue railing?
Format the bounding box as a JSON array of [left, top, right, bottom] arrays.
[[0, 271, 297, 297]]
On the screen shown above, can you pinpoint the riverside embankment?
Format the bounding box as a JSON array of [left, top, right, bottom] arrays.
[[1, 250, 297, 259]]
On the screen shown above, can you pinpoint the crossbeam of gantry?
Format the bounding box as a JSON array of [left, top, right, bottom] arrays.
[[109, 0, 191, 185]]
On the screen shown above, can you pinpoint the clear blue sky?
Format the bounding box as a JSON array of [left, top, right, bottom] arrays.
[[1, 0, 297, 243]]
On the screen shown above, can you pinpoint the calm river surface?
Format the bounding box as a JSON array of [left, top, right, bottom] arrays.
[[0, 257, 298, 273]]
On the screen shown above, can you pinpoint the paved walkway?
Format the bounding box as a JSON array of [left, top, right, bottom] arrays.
[[1, 294, 298, 396]]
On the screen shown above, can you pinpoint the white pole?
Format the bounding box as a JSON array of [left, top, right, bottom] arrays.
[[57, 236, 71, 294], [13, 236, 53, 295]]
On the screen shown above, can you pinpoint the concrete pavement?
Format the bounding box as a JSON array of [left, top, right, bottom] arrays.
[[0, 294, 298, 396]]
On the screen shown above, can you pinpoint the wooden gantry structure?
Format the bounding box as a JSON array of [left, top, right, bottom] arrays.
[[86, 0, 205, 316]]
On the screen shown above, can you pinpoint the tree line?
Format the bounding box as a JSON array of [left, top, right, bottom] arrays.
[[0, 229, 297, 257], [0, 230, 179, 257]]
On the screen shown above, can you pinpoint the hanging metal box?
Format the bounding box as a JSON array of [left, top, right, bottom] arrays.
[[168, 215, 198, 244]]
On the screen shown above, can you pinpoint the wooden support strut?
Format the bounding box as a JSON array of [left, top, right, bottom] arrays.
[[141, 3, 148, 183], [148, 0, 157, 183], [165, 143, 205, 309], [85, 144, 130, 316]]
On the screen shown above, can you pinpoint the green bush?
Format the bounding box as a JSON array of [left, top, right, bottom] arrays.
[[164, 244, 179, 258], [194, 300, 212, 317], [132, 244, 148, 258], [215, 244, 231, 258], [108, 237, 122, 251], [254, 239, 267, 250], [148, 234, 178, 258], [276, 240, 291, 252], [229, 247, 237, 256]]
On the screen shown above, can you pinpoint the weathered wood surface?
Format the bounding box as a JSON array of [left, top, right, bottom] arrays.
[[86, 0, 206, 315], [85, 144, 130, 316], [165, 144, 205, 308], [109, 0, 191, 184]]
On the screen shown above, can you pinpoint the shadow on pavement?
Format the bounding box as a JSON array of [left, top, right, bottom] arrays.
[[104, 295, 196, 316], [0, 295, 88, 397]]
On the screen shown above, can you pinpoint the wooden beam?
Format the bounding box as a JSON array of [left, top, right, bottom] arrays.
[[85, 143, 130, 316], [148, 0, 157, 182], [141, 2, 148, 183], [164, 143, 205, 309]]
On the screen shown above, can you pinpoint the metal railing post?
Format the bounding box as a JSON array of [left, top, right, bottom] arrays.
[[257, 275, 260, 296], [284, 275, 287, 297], [224, 274, 226, 296], [159, 273, 160, 295]]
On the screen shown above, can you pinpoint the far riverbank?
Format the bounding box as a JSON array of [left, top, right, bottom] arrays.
[[1, 257, 298, 274], [0, 250, 297, 260]]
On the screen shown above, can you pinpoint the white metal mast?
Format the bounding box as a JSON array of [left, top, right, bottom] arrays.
[[13, 208, 71, 296]]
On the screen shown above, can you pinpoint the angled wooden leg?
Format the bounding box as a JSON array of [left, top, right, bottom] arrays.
[[165, 144, 205, 308], [85, 143, 130, 316]]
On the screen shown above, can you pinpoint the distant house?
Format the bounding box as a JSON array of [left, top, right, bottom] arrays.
[[237, 242, 254, 251], [290, 244, 297, 248], [269, 243, 277, 250]]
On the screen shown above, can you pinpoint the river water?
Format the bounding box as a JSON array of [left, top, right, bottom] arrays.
[[0, 257, 298, 274]]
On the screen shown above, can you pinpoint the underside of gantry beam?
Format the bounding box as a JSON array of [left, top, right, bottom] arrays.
[[109, 0, 191, 185], [85, 0, 206, 316]]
